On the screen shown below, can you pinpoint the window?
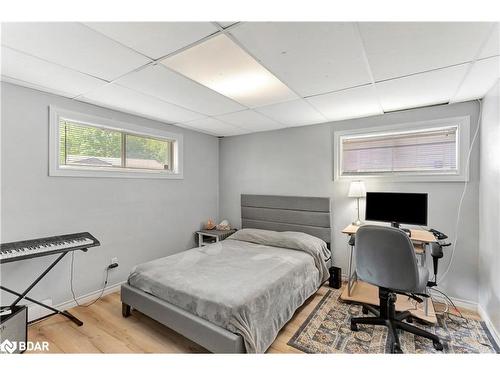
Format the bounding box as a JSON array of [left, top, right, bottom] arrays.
[[50, 107, 183, 179], [125, 134, 172, 170], [59, 121, 173, 171], [334, 117, 470, 182], [342, 126, 458, 174]]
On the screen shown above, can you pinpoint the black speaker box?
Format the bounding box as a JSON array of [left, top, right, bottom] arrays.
[[329, 266, 342, 289]]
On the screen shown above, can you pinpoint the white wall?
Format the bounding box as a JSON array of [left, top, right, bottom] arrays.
[[479, 79, 500, 336], [0, 82, 219, 307], [219, 101, 480, 303]]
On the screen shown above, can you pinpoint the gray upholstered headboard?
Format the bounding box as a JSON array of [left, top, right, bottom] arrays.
[[241, 194, 331, 245]]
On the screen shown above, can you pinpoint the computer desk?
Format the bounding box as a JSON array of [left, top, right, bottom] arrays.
[[340, 224, 438, 324]]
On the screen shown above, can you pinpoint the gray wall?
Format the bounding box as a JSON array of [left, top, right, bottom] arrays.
[[479, 79, 500, 334], [219, 101, 480, 303], [0, 82, 219, 307], [0, 81, 485, 312]]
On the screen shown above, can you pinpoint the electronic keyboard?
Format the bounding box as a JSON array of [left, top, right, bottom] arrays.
[[1, 232, 100, 325], [0, 232, 100, 264]]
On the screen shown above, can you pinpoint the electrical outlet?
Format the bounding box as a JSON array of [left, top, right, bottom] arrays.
[[111, 257, 118, 265]]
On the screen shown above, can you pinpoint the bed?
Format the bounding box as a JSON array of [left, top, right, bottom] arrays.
[[121, 194, 332, 353]]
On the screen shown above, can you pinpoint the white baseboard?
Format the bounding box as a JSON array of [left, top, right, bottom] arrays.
[[27, 299, 53, 321], [429, 291, 478, 312], [478, 304, 500, 348], [24, 281, 125, 323], [56, 281, 125, 311]]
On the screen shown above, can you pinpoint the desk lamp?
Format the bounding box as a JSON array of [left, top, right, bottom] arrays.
[[348, 181, 366, 226]]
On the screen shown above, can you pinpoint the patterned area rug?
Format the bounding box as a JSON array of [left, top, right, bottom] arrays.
[[288, 288, 499, 354]]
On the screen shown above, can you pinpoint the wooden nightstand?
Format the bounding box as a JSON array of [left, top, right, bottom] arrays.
[[196, 229, 237, 247]]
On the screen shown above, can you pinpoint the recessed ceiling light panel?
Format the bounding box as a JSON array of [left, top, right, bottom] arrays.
[[162, 34, 297, 108]]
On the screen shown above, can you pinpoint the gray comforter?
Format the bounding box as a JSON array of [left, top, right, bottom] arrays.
[[128, 229, 330, 353]]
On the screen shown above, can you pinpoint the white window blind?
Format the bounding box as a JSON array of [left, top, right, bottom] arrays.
[[341, 126, 458, 176], [59, 119, 173, 172], [50, 107, 183, 179]]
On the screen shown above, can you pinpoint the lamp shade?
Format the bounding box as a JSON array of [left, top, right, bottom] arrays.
[[348, 181, 366, 198]]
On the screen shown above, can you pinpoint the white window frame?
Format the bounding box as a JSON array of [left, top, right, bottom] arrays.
[[333, 116, 470, 182], [49, 106, 183, 179]]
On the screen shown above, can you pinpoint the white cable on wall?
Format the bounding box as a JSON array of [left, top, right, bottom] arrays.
[[438, 99, 482, 283]]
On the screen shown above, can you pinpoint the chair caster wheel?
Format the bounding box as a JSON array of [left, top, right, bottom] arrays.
[[406, 316, 413, 323], [391, 343, 403, 354], [350, 322, 358, 332], [433, 341, 443, 351], [362, 306, 368, 314]]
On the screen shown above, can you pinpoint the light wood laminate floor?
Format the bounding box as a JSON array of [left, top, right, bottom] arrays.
[[27, 285, 478, 354]]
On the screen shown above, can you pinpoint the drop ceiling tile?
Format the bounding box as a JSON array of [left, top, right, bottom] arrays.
[[1, 46, 106, 98], [306, 85, 383, 121], [182, 117, 248, 136], [375, 64, 470, 112], [478, 23, 500, 59], [80, 84, 204, 124], [359, 22, 492, 81], [216, 110, 284, 131], [452, 56, 500, 102], [255, 99, 326, 127], [1, 22, 151, 81], [116, 64, 245, 116], [162, 34, 298, 108], [230, 22, 372, 97], [84, 22, 218, 60], [217, 22, 239, 28]]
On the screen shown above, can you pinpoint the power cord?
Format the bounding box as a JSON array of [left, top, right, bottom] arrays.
[[438, 99, 482, 283], [430, 287, 495, 350], [404, 295, 420, 312], [429, 287, 465, 320], [70, 251, 110, 308]]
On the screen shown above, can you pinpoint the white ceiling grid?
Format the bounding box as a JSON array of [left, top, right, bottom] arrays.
[[1, 22, 498, 136]]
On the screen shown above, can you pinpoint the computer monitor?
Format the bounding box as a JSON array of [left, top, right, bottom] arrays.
[[365, 192, 428, 227]]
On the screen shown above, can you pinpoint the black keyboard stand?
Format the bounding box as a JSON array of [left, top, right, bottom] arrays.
[[0, 249, 87, 326]]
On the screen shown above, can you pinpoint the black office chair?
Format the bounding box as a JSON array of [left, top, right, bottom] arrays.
[[350, 225, 443, 353]]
